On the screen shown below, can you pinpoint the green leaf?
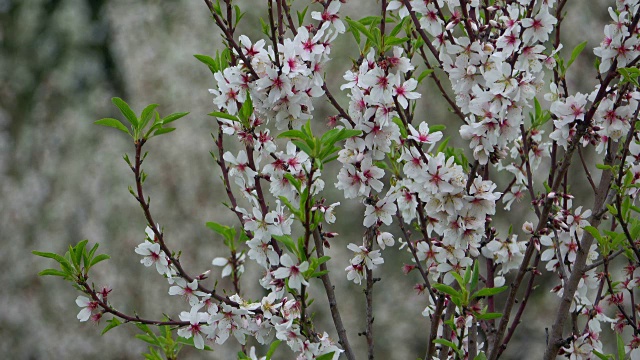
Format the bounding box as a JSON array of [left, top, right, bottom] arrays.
[[297, 6, 308, 27], [89, 254, 111, 268], [474, 352, 488, 360], [175, 336, 213, 350], [433, 338, 460, 353], [279, 129, 306, 139], [592, 350, 614, 360], [619, 67, 640, 87], [616, 333, 625, 360], [111, 97, 138, 128], [433, 283, 460, 297], [195, 54, 218, 72], [310, 270, 329, 278], [429, 124, 446, 133], [417, 69, 434, 84], [384, 36, 408, 48], [566, 41, 587, 70], [463, 265, 472, 286], [154, 128, 176, 136], [163, 112, 189, 124], [436, 137, 450, 153], [345, 17, 376, 45], [322, 154, 339, 165], [358, 16, 382, 26], [470, 261, 479, 292], [584, 226, 602, 241], [209, 111, 239, 122], [95, 118, 130, 134], [234, 5, 245, 25], [476, 312, 503, 320], [266, 340, 282, 360], [140, 104, 159, 129], [73, 240, 89, 267], [316, 352, 336, 360], [206, 221, 235, 243], [292, 139, 314, 157], [37, 269, 68, 277], [238, 92, 254, 122], [331, 129, 361, 143], [473, 286, 509, 298], [272, 234, 297, 254], [32, 251, 73, 270], [101, 318, 122, 335], [392, 117, 408, 138], [136, 334, 160, 346], [451, 272, 465, 288], [390, 17, 407, 37]]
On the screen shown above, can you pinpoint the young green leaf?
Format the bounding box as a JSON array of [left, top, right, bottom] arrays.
[[316, 352, 336, 360], [475, 312, 503, 320], [417, 69, 434, 83], [209, 111, 239, 122], [473, 286, 509, 298], [37, 269, 68, 277], [95, 118, 130, 134], [111, 97, 139, 127], [265, 340, 282, 360], [433, 283, 460, 297], [297, 6, 308, 27], [345, 17, 376, 45], [32, 251, 74, 271], [140, 104, 159, 129], [89, 254, 111, 268], [101, 318, 122, 335], [566, 41, 587, 70], [616, 333, 625, 360], [163, 112, 189, 125], [153, 128, 176, 136]]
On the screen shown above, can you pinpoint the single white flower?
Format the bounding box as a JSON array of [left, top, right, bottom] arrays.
[[272, 254, 309, 292], [75, 295, 99, 322], [177, 303, 214, 350]]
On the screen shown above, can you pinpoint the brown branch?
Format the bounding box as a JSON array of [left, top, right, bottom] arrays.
[[403, 0, 442, 66], [364, 227, 376, 360], [497, 254, 541, 357], [542, 142, 618, 359], [520, 125, 541, 218], [81, 281, 190, 326], [425, 295, 446, 360], [413, 40, 466, 122], [312, 229, 355, 360], [132, 140, 235, 307], [395, 207, 437, 302], [578, 146, 598, 194]]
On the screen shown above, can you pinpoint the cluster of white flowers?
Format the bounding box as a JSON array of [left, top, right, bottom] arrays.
[[407, 170, 501, 284], [79, 0, 640, 358], [210, 4, 344, 131], [388, 0, 559, 219], [130, 223, 342, 358], [123, 5, 352, 357], [550, 1, 640, 154]]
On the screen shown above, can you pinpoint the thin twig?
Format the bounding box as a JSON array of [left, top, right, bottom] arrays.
[[312, 229, 356, 360]]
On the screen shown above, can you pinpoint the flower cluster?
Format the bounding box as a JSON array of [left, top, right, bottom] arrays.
[[61, 0, 640, 359]]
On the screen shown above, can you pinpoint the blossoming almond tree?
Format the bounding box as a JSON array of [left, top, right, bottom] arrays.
[[34, 0, 640, 359]]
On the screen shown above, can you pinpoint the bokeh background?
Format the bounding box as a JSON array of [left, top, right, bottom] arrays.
[[0, 0, 615, 358]]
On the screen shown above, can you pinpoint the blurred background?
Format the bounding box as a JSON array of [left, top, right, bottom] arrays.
[[0, 0, 614, 358]]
